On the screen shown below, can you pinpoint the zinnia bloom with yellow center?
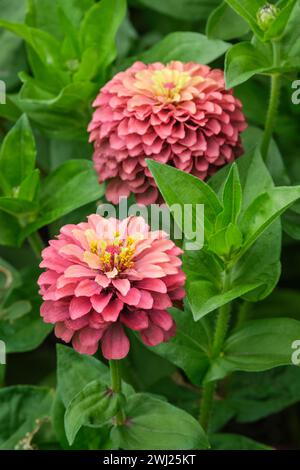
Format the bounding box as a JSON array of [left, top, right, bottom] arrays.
[[88, 61, 247, 204], [38, 215, 185, 359]]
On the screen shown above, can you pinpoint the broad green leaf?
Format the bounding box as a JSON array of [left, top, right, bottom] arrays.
[[223, 366, 300, 423], [206, 1, 249, 40], [0, 266, 52, 353], [20, 160, 104, 242], [225, 41, 272, 88], [65, 380, 124, 445], [136, 0, 221, 21], [211, 433, 272, 450], [18, 169, 40, 201], [111, 393, 209, 450], [0, 19, 66, 82], [79, 0, 126, 74], [148, 160, 222, 237], [0, 114, 36, 194], [17, 78, 97, 140], [52, 392, 113, 450], [240, 185, 300, 254], [137, 32, 230, 65], [150, 308, 212, 386], [225, 0, 265, 39], [0, 0, 27, 90], [206, 318, 300, 381], [57, 344, 134, 408], [0, 197, 37, 216], [0, 386, 53, 449], [57, 344, 110, 407]]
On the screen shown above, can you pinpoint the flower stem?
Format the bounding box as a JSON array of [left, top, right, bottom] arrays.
[[27, 231, 44, 259], [261, 42, 281, 160], [199, 272, 231, 431], [109, 360, 125, 425]]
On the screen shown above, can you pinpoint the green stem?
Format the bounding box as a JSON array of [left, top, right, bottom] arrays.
[[199, 272, 231, 431], [109, 360, 125, 426], [261, 42, 281, 160], [27, 231, 44, 259]]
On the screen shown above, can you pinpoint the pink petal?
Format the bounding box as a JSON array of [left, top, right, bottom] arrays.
[[54, 322, 73, 342], [69, 297, 92, 320], [136, 290, 153, 309], [121, 310, 149, 330], [117, 287, 141, 306], [135, 278, 167, 293], [64, 265, 95, 278], [101, 298, 124, 321], [91, 293, 113, 313], [74, 279, 100, 297], [41, 300, 69, 323], [101, 323, 130, 359], [140, 323, 164, 347], [151, 310, 173, 331], [112, 278, 130, 296]]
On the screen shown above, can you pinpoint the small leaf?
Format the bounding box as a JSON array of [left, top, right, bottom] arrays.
[[206, 318, 300, 381], [64, 380, 124, 445], [111, 393, 209, 450], [211, 433, 272, 450], [0, 114, 36, 194], [206, 1, 249, 40]]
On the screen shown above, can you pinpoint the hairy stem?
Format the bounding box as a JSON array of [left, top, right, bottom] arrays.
[[261, 42, 281, 160], [199, 272, 231, 431], [109, 360, 125, 425]]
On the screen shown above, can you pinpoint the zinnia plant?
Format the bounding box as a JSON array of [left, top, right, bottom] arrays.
[[1, 0, 300, 455]]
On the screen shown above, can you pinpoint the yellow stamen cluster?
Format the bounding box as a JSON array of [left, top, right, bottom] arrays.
[[86, 230, 136, 273]]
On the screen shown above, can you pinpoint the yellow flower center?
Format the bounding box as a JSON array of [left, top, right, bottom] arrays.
[[85, 230, 136, 273], [134, 66, 203, 103]]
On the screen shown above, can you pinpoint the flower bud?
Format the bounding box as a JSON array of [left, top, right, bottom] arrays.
[[257, 3, 280, 31]]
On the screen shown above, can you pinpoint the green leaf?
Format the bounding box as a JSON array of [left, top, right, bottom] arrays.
[[206, 1, 249, 40], [65, 380, 124, 445], [263, 0, 297, 41], [217, 163, 242, 227], [240, 185, 300, 254], [206, 318, 300, 381], [0, 197, 38, 216], [20, 160, 104, 242], [150, 308, 212, 386], [136, 0, 221, 21], [0, 211, 20, 247], [79, 0, 126, 74], [136, 32, 230, 65], [211, 433, 272, 450], [111, 393, 209, 450], [223, 366, 300, 423], [56, 344, 134, 408], [0, 19, 66, 80], [225, 41, 272, 88], [0, 267, 52, 353], [224, 0, 265, 39], [0, 114, 36, 194], [148, 160, 222, 237], [18, 169, 40, 202], [17, 78, 97, 140], [57, 344, 110, 408], [0, 386, 53, 449], [52, 391, 113, 450]]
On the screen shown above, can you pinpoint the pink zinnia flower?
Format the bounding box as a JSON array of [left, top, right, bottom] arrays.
[[88, 61, 247, 204], [38, 215, 185, 359]]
